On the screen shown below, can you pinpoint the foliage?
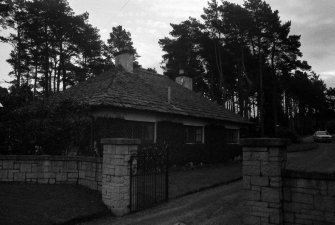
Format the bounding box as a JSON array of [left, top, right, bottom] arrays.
[[3, 0, 119, 98], [326, 120, 335, 134], [105, 25, 141, 69], [2, 0, 147, 105], [0, 0, 14, 41], [276, 126, 299, 143], [159, 0, 329, 136], [0, 98, 93, 155], [0, 0, 149, 155]]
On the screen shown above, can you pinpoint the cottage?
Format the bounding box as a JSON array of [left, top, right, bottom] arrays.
[[57, 51, 251, 161]]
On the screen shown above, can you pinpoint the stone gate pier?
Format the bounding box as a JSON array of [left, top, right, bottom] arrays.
[[241, 138, 287, 225]]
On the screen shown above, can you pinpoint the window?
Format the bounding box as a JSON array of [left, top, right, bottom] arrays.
[[140, 122, 154, 142], [185, 126, 203, 143], [225, 129, 239, 143]]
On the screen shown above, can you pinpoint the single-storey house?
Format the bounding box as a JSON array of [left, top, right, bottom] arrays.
[[56, 51, 251, 162]]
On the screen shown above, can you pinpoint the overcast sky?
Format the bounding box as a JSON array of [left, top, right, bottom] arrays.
[[1, 0, 335, 88]]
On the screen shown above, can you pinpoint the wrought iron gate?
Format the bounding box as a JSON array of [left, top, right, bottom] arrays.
[[129, 143, 169, 212]]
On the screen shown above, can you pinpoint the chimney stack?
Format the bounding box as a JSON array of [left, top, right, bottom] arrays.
[[115, 47, 133, 73], [175, 69, 193, 91]]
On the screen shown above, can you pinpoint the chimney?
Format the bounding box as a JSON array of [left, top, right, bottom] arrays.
[[175, 69, 193, 91], [115, 48, 133, 73]]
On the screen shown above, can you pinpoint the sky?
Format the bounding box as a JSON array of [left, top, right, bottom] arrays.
[[1, 0, 335, 88]]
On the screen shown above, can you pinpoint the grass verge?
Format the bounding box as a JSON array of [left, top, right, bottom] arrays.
[[287, 141, 318, 152], [169, 162, 242, 198]]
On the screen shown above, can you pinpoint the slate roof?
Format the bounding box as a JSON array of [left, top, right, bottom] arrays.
[[56, 68, 250, 124]]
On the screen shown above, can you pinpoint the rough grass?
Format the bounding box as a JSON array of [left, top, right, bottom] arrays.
[[169, 162, 242, 198], [287, 141, 318, 152], [0, 183, 109, 225]]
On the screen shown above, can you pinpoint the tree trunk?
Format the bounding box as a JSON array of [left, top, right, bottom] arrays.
[[213, 40, 225, 105], [57, 43, 63, 92], [258, 48, 264, 137], [17, 26, 22, 87], [33, 62, 38, 100], [44, 23, 49, 97], [271, 43, 278, 136], [62, 66, 66, 90], [53, 60, 57, 93]]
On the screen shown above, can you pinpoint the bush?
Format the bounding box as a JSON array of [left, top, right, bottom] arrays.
[[0, 98, 94, 156], [276, 127, 299, 143], [326, 120, 335, 134]]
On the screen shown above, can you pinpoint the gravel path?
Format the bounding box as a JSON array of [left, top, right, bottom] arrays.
[[77, 181, 244, 225]]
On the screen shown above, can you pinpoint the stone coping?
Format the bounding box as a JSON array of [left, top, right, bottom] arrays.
[[100, 138, 141, 145], [284, 169, 335, 180], [0, 155, 102, 163], [240, 138, 289, 147]]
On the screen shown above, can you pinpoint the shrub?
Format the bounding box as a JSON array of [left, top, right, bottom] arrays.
[[276, 127, 299, 143], [0, 98, 93, 156], [326, 120, 335, 134]]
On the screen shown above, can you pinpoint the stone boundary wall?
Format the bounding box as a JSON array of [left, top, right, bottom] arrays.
[[0, 138, 141, 217], [283, 170, 335, 224], [0, 155, 102, 191], [242, 138, 335, 225]]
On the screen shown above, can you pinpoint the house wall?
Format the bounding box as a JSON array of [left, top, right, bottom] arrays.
[[0, 155, 102, 191], [93, 108, 241, 144], [157, 121, 241, 164], [93, 108, 242, 143], [91, 109, 243, 164]]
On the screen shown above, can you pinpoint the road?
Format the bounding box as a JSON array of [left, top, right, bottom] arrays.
[[77, 181, 244, 225], [287, 142, 335, 172]]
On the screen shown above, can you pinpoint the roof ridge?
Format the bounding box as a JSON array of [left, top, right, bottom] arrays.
[[135, 68, 167, 77]]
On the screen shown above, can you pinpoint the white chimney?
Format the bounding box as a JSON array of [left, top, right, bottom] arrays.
[[115, 49, 133, 73]]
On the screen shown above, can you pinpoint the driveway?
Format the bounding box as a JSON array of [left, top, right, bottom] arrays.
[[77, 181, 244, 225], [287, 142, 335, 172]]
